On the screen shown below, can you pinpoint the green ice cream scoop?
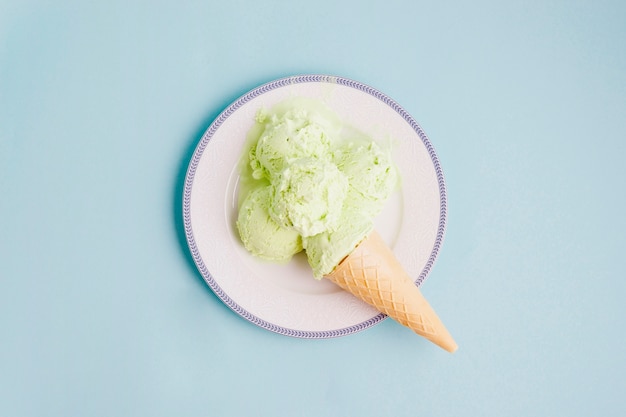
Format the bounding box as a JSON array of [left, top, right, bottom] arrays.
[[236, 185, 302, 263], [303, 203, 374, 278], [334, 140, 398, 217], [269, 158, 348, 238], [250, 107, 336, 180]]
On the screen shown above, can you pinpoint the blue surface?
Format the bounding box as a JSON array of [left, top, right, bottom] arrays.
[[1, 1, 625, 416]]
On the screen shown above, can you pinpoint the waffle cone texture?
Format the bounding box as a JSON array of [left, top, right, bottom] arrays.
[[326, 231, 458, 352]]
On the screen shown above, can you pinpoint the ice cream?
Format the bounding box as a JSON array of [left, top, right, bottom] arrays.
[[236, 185, 302, 263], [249, 100, 339, 181], [333, 139, 398, 217], [303, 207, 372, 278], [269, 158, 348, 237], [235, 97, 457, 352], [237, 97, 393, 267]]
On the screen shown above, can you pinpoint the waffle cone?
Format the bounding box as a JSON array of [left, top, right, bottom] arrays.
[[326, 231, 458, 352]]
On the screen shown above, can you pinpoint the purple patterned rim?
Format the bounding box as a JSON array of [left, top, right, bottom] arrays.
[[182, 74, 447, 338]]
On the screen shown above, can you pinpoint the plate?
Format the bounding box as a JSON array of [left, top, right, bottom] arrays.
[[183, 75, 447, 338]]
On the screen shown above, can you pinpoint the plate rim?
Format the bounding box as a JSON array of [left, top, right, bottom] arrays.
[[182, 74, 447, 338]]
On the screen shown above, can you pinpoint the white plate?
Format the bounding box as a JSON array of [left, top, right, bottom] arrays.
[[183, 75, 447, 337]]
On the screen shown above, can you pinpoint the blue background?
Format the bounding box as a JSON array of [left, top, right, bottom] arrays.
[[2, 1, 625, 416]]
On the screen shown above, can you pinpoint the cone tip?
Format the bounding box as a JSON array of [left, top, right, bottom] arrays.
[[436, 335, 458, 353]]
